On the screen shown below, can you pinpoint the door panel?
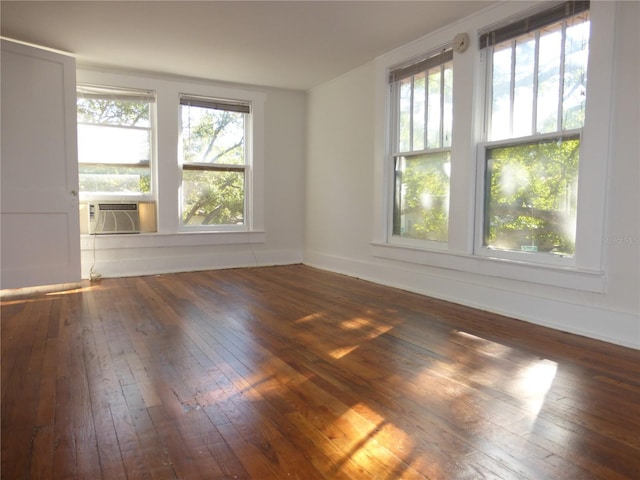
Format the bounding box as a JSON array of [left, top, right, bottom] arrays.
[[1, 40, 80, 289]]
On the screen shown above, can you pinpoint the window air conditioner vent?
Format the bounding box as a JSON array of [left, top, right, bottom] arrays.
[[88, 202, 140, 234]]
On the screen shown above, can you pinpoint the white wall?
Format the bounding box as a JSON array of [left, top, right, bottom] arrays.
[[305, 1, 639, 349], [79, 68, 307, 278], [305, 63, 376, 259]]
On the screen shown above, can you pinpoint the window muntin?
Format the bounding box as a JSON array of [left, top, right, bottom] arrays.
[[179, 96, 250, 227], [481, 5, 590, 258], [391, 49, 453, 242], [77, 85, 154, 196]]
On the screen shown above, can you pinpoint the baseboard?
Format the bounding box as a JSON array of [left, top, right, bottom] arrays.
[[81, 247, 303, 280], [303, 250, 640, 351]]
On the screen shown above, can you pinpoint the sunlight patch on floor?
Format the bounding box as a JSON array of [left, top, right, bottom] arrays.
[[332, 413, 419, 479], [45, 284, 103, 296], [0, 283, 103, 304], [454, 330, 514, 357], [514, 359, 558, 416], [330, 345, 360, 359], [294, 312, 324, 324]]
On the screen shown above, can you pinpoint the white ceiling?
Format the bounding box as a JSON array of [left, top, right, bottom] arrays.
[[1, 1, 497, 90]]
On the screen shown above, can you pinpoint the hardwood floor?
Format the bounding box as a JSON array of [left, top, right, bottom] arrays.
[[2, 265, 639, 479]]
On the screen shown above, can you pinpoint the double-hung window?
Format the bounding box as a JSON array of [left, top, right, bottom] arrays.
[[77, 85, 155, 197], [179, 95, 250, 228], [478, 1, 590, 260], [389, 49, 453, 243]]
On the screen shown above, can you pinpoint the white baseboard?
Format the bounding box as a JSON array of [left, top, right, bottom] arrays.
[[81, 246, 302, 279], [304, 250, 640, 351]]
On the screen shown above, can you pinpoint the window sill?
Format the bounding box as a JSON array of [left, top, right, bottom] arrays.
[[370, 242, 605, 293], [81, 230, 266, 250]]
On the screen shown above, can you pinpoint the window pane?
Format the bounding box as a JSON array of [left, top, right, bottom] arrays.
[[393, 151, 450, 241], [79, 165, 150, 194], [488, 10, 590, 141], [398, 78, 412, 152], [77, 94, 153, 196], [181, 105, 245, 165], [484, 137, 579, 256], [537, 26, 562, 133], [78, 124, 151, 165], [412, 73, 426, 151], [182, 169, 244, 225], [491, 44, 513, 141], [513, 34, 535, 137], [77, 98, 150, 127], [426, 68, 442, 149], [563, 14, 590, 130], [442, 64, 453, 147], [393, 54, 452, 155]]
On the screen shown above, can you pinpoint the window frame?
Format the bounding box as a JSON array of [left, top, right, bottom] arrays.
[[474, 2, 591, 266], [178, 94, 253, 232], [387, 47, 454, 249], [76, 84, 156, 202]]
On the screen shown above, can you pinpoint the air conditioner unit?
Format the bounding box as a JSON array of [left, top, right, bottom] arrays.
[[88, 202, 140, 234]]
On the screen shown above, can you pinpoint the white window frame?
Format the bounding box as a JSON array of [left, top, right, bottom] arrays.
[[76, 84, 156, 202], [178, 94, 253, 232], [474, 1, 591, 267], [388, 47, 454, 250], [372, 1, 616, 292]]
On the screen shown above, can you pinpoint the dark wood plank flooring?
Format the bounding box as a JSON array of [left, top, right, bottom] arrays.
[[2, 265, 639, 479]]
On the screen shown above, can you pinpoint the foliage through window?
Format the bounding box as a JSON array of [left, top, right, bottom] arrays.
[[480, 1, 590, 257], [180, 96, 249, 227], [390, 49, 453, 242], [77, 85, 154, 196]]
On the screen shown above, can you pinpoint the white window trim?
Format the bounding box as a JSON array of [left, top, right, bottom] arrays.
[[178, 95, 254, 232], [76, 66, 266, 245], [388, 48, 454, 249], [370, 241, 605, 293], [80, 230, 266, 250], [176, 88, 265, 234], [373, 1, 615, 292]]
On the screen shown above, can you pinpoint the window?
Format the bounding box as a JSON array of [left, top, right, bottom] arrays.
[[390, 49, 453, 242], [374, 0, 612, 291], [77, 85, 155, 196], [479, 1, 590, 259], [179, 95, 250, 228]]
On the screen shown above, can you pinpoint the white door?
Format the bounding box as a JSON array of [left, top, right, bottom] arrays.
[[1, 40, 81, 289]]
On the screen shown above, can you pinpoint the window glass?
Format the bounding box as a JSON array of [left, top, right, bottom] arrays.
[[412, 73, 426, 152], [394, 152, 450, 241], [181, 105, 245, 165], [398, 79, 412, 153], [563, 17, 590, 130], [537, 26, 562, 134], [182, 169, 244, 225], [513, 34, 535, 138], [490, 46, 512, 141], [484, 137, 579, 256]]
